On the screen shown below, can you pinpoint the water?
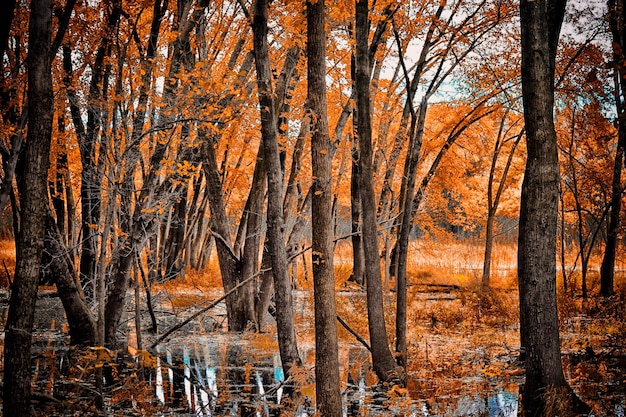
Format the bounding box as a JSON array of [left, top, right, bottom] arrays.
[[152, 335, 522, 417]]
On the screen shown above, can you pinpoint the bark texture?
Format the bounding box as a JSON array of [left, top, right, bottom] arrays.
[[44, 214, 96, 345], [252, 0, 301, 385], [601, 0, 626, 296], [307, 0, 343, 414], [3, 1, 53, 414], [354, 0, 402, 385], [518, 0, 587, 414]]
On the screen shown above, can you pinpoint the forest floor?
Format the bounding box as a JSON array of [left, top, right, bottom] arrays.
[[0, 242, 624, 416], [0, 272, 626, 416]]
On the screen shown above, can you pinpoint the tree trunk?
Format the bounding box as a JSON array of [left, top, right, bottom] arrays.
[[601, 0, 626, 297], [354, 0, 402, 385], [482, 122, 523, 289], [77, 0, 122, 302], [307, 0, 343, 414], [240, 149, 268, 330], [393, 102, 426, 371], [201, 132, 250, 331], [103, 0, 167, 347], [518, 0, 588, 414], [350, 136, 365, 286], [3, 1, 53, 414], [253, 0, 301, 387], [43, 214, 96, 346]]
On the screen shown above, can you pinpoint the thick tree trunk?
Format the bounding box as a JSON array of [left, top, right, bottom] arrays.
[[518, 0, 588, 414], [3, 1, 53, 414], [601, 0, 626, 297], [307, 0, 343, 414], [600, 128, 624, 296], [354, 0, 402, 385], [253, 0, 301, 386]]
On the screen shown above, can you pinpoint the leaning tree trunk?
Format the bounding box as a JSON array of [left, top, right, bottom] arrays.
[[201, 131, 251, 331], [253, 0, 301, 386], [354, 0, 403, 385], [307, 0, 343, 414], [44, 214, 96, 346], [518, 0, 588, 414], [3, 1, 53, 414]]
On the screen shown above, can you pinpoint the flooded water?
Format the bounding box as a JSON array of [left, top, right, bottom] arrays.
[[151, 331, 521, 417], [1, 288, 623, 416]]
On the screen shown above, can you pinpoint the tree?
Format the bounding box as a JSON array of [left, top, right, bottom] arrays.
[[307, 0, 343, 414], [354, 0, 402, 385], [601, 0, 626, 296], [3, 0, 53, 414], [482, 116, 524, 289], [518, 0, 588, 413], [558, 103, 613, 299], [252, 0, 302, 393]]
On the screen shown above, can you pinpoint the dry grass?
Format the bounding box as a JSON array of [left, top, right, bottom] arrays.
[[406, 239, 518, 289]]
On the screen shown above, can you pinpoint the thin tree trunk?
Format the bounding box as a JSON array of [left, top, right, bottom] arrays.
[[350, 136, 365, 286], [240, 149, 267, 330], [601, 0, 626, 296], [78, 0, 122, 302], [481, 122, 523, 289], [307, 0, 343, 414], [3, 2, 53, 414], [559, 185, 569, 291], [253, 0, 301, 389], [355, 0, 402, 385], [201, 131, 249, 330]]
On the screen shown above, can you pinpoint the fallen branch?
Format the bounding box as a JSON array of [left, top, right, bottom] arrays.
[[150, 269, 267, 349], [337, 314, 371, 352]]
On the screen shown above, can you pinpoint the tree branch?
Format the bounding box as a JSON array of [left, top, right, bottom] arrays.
[[336, 315, 371, 352]]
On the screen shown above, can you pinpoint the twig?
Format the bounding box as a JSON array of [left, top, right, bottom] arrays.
[[336, 315, 371, 352]]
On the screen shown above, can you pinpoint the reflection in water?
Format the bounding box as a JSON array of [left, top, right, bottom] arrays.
[[154, 338, 524, 416], [156, 355, 165, 404], [184, 349, 192, 410], [273, 354, 284, 405], [488, 391, 518, 417]]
